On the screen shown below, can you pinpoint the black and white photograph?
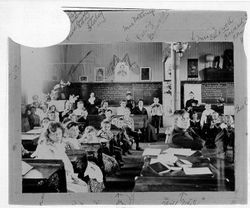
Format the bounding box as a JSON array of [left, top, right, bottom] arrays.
[[4, 4, 248, 206]]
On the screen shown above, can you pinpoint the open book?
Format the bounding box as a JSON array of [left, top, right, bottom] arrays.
[[149, 162, 170, 174]]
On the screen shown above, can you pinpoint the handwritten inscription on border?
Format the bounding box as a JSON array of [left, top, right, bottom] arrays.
[[66, 11, 106, 40]]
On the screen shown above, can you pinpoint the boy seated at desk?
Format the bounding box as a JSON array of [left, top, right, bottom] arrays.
[[132, 99, 157, 142], [97, 119, 124, 166], [73, 100, 88, 121], [112, 108, 143, 151], [31, 122, 89, 193], [63, 122, 105, 192], [171, 109, 205, 150], [203, 112, 234, 153], [79, 126, 119, 175]]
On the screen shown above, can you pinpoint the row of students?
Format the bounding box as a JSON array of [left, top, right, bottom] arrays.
[[171, 109, 234, 152], [29, 120, 125, 193]]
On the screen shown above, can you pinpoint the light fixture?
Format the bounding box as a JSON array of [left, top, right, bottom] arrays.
[[173, 42, 189, 57]]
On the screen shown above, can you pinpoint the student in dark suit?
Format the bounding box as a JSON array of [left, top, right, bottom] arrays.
[[132, 99, 148, 117], [172, 109, 205, 150], [132, 99, 157, 142], [125, 91, 135, 112]]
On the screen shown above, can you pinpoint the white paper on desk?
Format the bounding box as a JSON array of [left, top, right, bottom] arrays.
[[150, 154, 177, 165], [142, 148, 161, 156], [22, 161, 33, 176], [183, 167, 213, 175], [163, 148, 196, 156]]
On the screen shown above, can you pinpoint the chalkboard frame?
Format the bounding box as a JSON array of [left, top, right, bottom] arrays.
[[43, 81, 163, 107], [180, 80, 234, 109]]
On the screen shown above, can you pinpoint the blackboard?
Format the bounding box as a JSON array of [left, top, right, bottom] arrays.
[[181, 81, 234, 108], [201, 82, 234, 104], [43, 82, 162, 106]]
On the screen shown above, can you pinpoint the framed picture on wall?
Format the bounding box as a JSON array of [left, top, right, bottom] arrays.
[[95, 67, 105, 82], [187, 59, 198, 78], [79, 76, 88, 82], [140, 67, 151, 81]]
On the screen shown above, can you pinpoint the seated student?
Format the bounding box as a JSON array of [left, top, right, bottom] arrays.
[[222, 115, 235, 149], [61, 100, 74, 122], [28, 106, 41, 129], [132, 99, 148, 117], [98, 100, 109, 116], [202, 111, 221, 149], [113, 108, 142, 151], [79, 126, 119, 175], [36, 103, 48, 122], [73, 100, 88, 120], [31, 94, 41, 108], [116, 100, 127, 115], [21, 104, 31, 132], [204, 112, 233, 153], [48, 105, 60, 122], [125, 91, 136, 112], [40, 117, 50, 129], [31, 122, 89, 193], [101, 109, 114, 122], [97, 120, 124, 166], [132, 99, 157, 142], [63, 121, 81, 150], [150, 97, 163, 135], [171, 110, 205, 150], [189, 111, 202, 137], [47, 111, 58, 122], [63, 122, 105, 192], [200, 104, 215, 128]]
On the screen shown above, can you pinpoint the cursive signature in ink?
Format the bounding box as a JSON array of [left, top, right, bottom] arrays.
[[192, 14, 247, 41], [136, 11, 170, 41], [66, 11, 106, 40], [161, 192, 199, 205], [114, 193, 133, 205], [123, 10, 155, 32]]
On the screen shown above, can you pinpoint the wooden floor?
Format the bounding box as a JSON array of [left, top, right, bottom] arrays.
[[104, 132, 166, 192]]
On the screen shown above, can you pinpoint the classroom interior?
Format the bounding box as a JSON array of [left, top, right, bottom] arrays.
[[19, 41, 235, 193]]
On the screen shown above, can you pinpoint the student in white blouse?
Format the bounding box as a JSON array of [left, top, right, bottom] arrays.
[[116, 100, 127, 115], [31, 122, 88, 193]]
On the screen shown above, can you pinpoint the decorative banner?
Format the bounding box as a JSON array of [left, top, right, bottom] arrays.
[[107, 53, 140, 81]]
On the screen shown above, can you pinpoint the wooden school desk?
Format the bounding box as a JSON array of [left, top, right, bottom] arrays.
[[22, 134, 40, 151], [133, 144, 234, 192], [22, 159, 67, 193]]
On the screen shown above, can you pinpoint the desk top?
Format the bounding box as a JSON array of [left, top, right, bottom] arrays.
[[25, 128, 43, 135], [22, 159, 64, 179], [22, 134, 40, 141], [134, 145, 234, 192]]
